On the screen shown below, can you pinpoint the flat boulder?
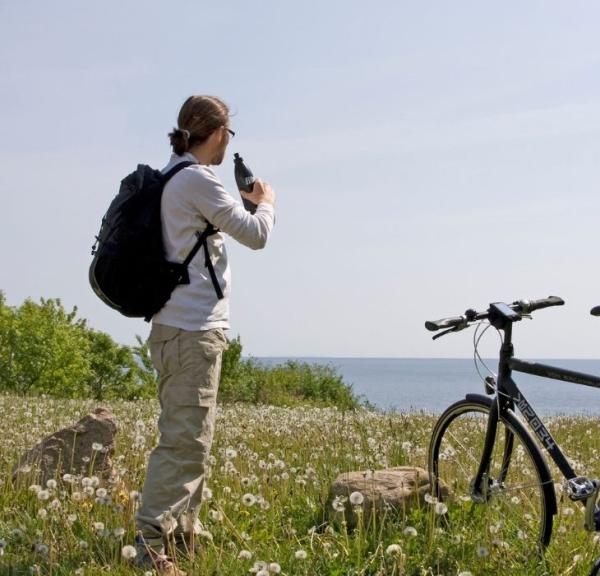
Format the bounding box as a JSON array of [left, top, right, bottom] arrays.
[[12, 407, 117, 484], [328, 466, 443, 527]]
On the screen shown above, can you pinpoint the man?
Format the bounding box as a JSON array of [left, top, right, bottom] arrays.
[[134, 95, 276, 575]]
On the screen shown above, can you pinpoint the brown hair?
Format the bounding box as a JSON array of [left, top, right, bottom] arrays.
[[169, 95, 230, 155]]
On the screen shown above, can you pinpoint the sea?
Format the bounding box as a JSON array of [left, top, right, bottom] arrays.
[[256, 358, 600, 416]]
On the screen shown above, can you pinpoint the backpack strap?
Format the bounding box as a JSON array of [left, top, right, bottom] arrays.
[[162, 160, 194, 183], [201, 226, 224, 300], [180, 223, 224, 300], [164, 160, 225, 300]]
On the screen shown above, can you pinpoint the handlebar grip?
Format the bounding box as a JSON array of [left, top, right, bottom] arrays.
[[425, 316, 466, 332], [520, 296, 564, 313]]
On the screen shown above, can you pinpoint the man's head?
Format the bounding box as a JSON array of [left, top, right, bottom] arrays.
[[169, 95, 232, 165]]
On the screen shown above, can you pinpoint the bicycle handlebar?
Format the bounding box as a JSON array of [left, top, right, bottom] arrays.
[[425, 296, 564, 333], [518, 295, 565, 314]]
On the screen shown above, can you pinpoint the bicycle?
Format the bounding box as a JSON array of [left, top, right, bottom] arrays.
[[425, 296, 600, 575]]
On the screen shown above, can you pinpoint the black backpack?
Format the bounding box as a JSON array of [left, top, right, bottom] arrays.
[[89, 161, 224, 321]]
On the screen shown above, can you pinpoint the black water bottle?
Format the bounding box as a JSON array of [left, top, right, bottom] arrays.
[[234, 153, 257, 214]]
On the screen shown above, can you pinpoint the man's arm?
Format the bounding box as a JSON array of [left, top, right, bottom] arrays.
[[187, 167, 275, 250]]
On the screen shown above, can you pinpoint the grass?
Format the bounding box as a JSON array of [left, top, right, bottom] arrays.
[[2, 394, 600, 575]]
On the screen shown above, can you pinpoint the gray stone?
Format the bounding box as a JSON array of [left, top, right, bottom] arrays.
[[12, 407, 117, 484], [328, 466, 444, 527]]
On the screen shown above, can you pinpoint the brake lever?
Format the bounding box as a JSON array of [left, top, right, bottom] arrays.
[[432, 324, 468, 340]]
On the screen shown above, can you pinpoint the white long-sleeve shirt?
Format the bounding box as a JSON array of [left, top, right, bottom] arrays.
[[152, 152, 275, 331]]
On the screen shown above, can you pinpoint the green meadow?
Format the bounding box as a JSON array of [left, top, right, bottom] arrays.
[[2, 395, 600, 575]]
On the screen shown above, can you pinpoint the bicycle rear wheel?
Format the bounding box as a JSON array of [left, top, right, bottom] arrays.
[[429, 395, 555, 558]]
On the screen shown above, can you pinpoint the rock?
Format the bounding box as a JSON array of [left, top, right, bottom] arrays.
[[12, 407, 117, 485], [328, 466, 444, 528]]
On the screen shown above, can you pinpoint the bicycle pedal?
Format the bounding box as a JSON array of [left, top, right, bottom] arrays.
[[578, 479, 600, 532], [568, 476, 597, 501]]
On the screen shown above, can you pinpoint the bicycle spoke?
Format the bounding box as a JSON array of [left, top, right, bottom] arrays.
[[430, 400, 552, 557]]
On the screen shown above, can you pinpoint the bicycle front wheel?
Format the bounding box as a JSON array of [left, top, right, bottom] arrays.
[[429, 395, 555, 558]]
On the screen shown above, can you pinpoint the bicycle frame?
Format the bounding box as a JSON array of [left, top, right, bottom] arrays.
[[476, 321, 600, 492]]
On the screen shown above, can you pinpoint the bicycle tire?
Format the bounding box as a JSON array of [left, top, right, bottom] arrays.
[[589, 556, 600, 576], [428, 395, 555, 557]]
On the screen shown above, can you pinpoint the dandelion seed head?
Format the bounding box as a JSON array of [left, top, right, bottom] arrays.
[[242, 493, 256, 507], [331, 495, 346, 512], [121, 544, 137, 559], [434, 502, 448, 515], [295, 549, 307, 560], [349, 491, 364, 506], [403, 526, 418, 537], [238, 549, 252, 560]]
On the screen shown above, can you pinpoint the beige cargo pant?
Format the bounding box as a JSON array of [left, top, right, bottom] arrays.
[[136, 323, 227, 544]]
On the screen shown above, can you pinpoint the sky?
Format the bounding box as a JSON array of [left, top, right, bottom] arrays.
[[1, 0, 600, 358]]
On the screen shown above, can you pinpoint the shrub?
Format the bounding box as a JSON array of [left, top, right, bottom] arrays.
[[0, 292, 360, 409]]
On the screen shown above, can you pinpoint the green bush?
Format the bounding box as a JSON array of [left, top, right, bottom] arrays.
[[0, 292, 155, 400], [0, 292, 360, 409], [220, 338, 360, 409]]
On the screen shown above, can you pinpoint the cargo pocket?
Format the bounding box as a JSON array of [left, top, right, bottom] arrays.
[[148, 324, 181, 376], [176, 329, 228, 407]]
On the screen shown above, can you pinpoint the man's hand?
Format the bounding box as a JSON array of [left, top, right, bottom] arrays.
[[240, 179, 275, 207]]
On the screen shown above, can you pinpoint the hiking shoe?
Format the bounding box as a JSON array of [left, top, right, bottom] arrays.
[[135, 535, 187, 576]]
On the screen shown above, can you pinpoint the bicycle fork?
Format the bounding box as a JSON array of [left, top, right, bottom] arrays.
[[470, 399, 501, 502]]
